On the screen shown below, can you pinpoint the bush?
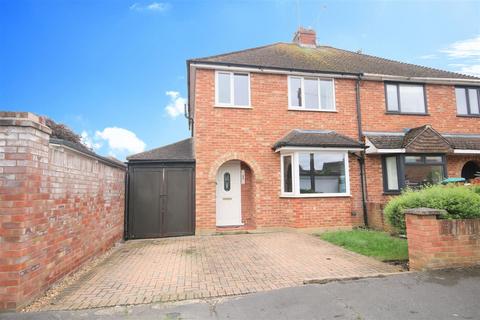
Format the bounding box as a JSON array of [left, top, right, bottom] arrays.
[[384, 185, 480, 233]]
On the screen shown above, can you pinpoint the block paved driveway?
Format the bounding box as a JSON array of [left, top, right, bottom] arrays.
[[36, 232, 401, 311]]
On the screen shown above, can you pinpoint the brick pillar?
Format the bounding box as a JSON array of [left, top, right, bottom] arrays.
[[0, 112, 51, 310], [405, 208, 445, 271]]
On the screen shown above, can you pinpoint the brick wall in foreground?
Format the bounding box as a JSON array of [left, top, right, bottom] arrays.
[[0, 112, 126, 311], [405, 208, 480, 271]]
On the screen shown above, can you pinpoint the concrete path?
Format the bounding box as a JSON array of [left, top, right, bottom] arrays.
[[26, 232, 400, 311], [5, 268, 480, 320]]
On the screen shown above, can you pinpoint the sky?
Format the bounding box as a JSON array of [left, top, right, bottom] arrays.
[[1, 0, 480, 160]]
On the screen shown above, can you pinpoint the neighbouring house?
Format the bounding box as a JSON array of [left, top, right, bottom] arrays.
[[127, 27, 480, 236]]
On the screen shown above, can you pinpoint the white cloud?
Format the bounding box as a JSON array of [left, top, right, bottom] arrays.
[[419, 54, 437, 59], [456, 64, 480, 77], [80, 131, 102, 150], [165, 91, 187, 118], [95, 127, 146, 155], [441, 35, 480, 58], [130, 2, 170, 12]]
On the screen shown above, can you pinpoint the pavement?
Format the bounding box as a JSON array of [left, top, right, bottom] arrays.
[[25, 232, 399, 311], [3, 268, 480, 320]]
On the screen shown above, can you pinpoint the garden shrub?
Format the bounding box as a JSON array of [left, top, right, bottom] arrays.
[[384, 185, 480, 233]]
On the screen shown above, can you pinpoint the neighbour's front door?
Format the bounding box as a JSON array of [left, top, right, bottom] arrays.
[[216, 161, 242, 226]]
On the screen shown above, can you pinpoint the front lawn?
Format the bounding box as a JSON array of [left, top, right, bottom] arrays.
[[318, 229, 408, 262]]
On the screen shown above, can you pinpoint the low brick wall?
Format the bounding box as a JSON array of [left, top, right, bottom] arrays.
[[405, 208, 480, 271], [0, 112, 126, 311]]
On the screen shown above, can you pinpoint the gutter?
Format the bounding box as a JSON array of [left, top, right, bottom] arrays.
[[355, 74, 369, 227], [362, 73, 480, 85]]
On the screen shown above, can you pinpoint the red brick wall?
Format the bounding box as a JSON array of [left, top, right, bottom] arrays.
[[0, 112, 125, 311], [194, 69, 362, 232], [405, 209, 480, 270]]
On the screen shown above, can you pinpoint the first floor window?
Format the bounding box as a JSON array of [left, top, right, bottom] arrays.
[[383, 154, 446, 193], [385, 83, 426, 114], [288, 76, 335, 111], [216, 71, 250, 106], [281, 151, 349, 196], [455, 87, 480, 116]]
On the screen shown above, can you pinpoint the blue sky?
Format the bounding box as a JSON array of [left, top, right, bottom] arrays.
[[1, 0, 479, 160]]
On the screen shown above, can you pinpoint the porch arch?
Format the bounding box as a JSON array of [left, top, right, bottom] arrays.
[[208, 152, 263, 183]]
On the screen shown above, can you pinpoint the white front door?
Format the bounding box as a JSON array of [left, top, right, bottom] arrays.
[[216, 161, 242, 226]]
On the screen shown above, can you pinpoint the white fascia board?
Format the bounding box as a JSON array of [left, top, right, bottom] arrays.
[[362, 73, 480, 85], [190, 63, 359, 79], [453, 149, 480, 154], [276, 146, 364, 153]]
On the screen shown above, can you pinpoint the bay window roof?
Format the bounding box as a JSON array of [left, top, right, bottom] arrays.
[[273, 129, 364, 151]]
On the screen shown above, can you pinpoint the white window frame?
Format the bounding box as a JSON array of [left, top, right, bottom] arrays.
[[287, 76, 336, 112], [280, 150, 350, 197], [215, 71, 251, 108]]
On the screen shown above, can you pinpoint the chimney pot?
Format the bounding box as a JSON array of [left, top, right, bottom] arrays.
[[293, 27, 316, 47]]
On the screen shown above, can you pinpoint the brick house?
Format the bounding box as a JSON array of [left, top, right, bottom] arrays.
[[133, 28, 480, 234]]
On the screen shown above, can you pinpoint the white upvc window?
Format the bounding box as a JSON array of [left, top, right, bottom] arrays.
[[288, 76, 336, 111], [215, 71, 251, 107], [280, 150, 350, 197]]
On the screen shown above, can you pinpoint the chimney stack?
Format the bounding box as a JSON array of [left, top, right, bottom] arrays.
[[293, 27, 317, 47]]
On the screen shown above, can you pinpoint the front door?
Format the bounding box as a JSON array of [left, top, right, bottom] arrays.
[[216, 161, 242, 226]]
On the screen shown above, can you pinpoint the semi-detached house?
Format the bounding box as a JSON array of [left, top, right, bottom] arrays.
[[128, 28, 480, 236]]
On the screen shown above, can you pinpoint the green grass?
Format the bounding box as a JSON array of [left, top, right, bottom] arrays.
[[318, 229, 408, 261]]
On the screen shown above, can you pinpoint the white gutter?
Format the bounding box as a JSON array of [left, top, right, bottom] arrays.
[[189, 63, 359, 79], [362, 73, 480, 85], [276, 146, 364, 153], [454, 149, 480, 155]]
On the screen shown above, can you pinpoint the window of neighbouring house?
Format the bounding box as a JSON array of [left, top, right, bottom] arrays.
[[383, 155, 446, 193], [288, 76, 335, 111], [215, 71, 250, 107], [280, 151, 349, 197], [385, 83, 426, 114], [455, 87, 480, 116]]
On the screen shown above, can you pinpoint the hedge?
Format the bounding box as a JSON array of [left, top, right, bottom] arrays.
[[384, 185, 480, 233]]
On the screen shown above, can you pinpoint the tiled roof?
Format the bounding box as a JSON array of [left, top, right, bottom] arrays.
[[190, 43, 477, 79], [273, 129, 363, 150], [365, 128, 480, 151], [127, 138, 194, 161]]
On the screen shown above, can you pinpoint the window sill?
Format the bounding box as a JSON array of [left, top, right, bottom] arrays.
[[456, 114, 480, 118], [385, 112, 430, 116], [383, 191, 401, 196], [280, 193, 351, 198], [214, 105, 252, 109], [288, 107, 337, 113]]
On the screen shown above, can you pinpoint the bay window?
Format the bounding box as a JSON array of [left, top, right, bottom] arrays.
[[383, 155, 446, 193], [281, 151, 349, 197], [385, 83, 427, 114], [288, 76, 335, 111]]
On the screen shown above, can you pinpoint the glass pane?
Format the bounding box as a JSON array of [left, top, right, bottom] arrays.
[[304, 78, 319, 109], [233, 73, 249, 106], [223, 172, 231, 191], [455, 88, 468, 115], [282, 155, 293, 193], [386, 84, 399, 111], [217, 72, 231, 104], [299, 152, 346, 194], [468, 89, 480, 115], [289, 77, 302, 107], [319, 80, 334, 110], [404, 165, 444, 188], [399, 84, 426, 113], [385, 156, 399, 190], [425, 156, 443, 163], [405, 156, 423, 164]]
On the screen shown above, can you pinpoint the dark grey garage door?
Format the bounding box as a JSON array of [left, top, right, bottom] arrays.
[[127, 165, 194, 238]]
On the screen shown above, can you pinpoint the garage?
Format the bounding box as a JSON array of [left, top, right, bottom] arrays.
[[126, 138, 195, 239]]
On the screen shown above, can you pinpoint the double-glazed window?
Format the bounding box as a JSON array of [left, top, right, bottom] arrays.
[[385, 83, 427, 114], [383, 155, 446, 193], [215, 71, 250, 107], [288, 76, 335, 111], [281, 151, 349, 197], [455, 87, 480, 116]]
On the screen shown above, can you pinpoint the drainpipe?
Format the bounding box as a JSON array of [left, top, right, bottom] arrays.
[[355, 74, 369, 227]]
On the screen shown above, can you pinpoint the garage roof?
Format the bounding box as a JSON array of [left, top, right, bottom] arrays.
[[127, 138, 194, 162]]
